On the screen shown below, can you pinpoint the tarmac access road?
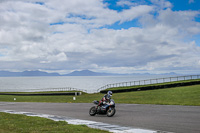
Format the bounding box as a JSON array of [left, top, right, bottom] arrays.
[[0, 102, 200, 133]]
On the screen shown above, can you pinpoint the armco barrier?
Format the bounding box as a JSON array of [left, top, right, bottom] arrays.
[[0, 92, 82, 96], [99, 76, 200, 93], [32, 87, 87, 93]]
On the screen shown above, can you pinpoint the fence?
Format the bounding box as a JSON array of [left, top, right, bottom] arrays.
[[31, 87, 87, 93], [97, 75, 200, 92]]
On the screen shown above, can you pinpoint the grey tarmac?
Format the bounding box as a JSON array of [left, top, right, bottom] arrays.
[[0, 102, 200, 133]]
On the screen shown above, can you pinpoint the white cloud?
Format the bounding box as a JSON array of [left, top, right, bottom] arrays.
[[0, 0, 200, 74], [119, 5, 153, 23], [150, 0, 172, 9], [157, 9, 200, 35], [117, 0, 138, 7], [189, 0, 195, 4]]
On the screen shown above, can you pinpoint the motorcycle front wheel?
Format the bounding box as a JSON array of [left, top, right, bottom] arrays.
[[89, 106, 97, 116], [107, 108, 116, 117]]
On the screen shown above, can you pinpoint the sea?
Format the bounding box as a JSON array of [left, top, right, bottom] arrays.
[[0, 75, 183, 93]]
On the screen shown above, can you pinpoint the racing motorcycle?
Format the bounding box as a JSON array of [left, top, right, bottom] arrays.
[[89, 99, 116, 117]]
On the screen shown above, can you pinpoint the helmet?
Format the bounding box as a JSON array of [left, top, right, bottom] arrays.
[[107, 91, 112, 96]]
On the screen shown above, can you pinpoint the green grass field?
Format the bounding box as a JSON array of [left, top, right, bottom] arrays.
[[1, 84, 200, 106], [112, 84, 200, 105], [0, 112, 109, 133]]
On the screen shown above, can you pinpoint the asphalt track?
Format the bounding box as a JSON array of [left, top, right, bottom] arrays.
[[0, 102, 200, 133]]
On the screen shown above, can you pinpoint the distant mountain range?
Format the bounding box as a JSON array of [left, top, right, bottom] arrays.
[[62, 70, 112, 76], [0, 70, 60, 77], [0, 70, 178, 77]]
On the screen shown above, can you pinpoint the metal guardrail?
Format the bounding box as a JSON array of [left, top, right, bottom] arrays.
[[32, 87, 87, 93], [97, 75, 200, 92]]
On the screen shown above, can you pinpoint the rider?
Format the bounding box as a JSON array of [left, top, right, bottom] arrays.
[[98, 91, 113, 106]]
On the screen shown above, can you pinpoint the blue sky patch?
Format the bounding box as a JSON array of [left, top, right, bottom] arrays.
[[35, 2, 45, 5], [50, 22, 65, 26], [168, 0, 200, 11], [52, 31, 64, 34], [191, 35, 200, 46], [103, 0, 200, 12], [67, 13, 96, 20], [103, 0, 130, 12], [104, 19, 141, 30], [195, 14, 200, 22], [0, 53, 4, 57]]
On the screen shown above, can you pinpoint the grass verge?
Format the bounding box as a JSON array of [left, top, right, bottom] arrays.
[[112, 84, 200, 105], [0, 112, 109, 133], [0, 84, 200, 106]]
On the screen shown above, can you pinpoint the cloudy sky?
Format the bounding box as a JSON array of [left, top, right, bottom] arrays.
[[0, 0, 200, 74]]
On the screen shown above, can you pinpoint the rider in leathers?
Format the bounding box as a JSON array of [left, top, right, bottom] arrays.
[[98, 91, 113, 106]]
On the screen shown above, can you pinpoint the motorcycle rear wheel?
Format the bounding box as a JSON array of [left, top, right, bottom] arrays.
[[107, 108, 116, 117], [89, 106, 97, 116]]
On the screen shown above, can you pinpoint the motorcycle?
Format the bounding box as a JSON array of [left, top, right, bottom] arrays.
[[89, 99, 116, 117]]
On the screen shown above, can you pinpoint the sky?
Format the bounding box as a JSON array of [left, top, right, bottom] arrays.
[[0, 0, 200, 74]]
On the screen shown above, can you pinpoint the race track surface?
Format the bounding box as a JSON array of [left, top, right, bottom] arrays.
[[0, 102, 200, 133]]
